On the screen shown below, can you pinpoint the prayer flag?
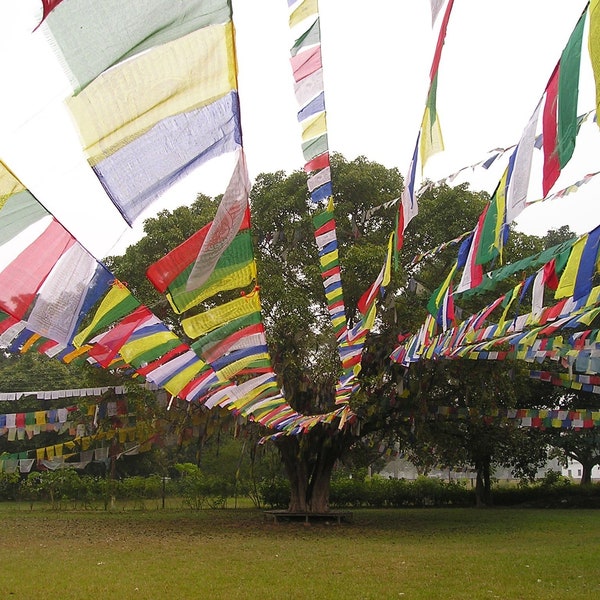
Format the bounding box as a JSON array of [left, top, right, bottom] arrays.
[[291, 18, 321, 56], [44, 0, 232, 93], [72, 282, 140, 347], [542, 11, 586, 196], [187, 149, 251, 291], [67, 22, 240, 224], [590, 0, 600, 125], [505, 102, 541, 222], [397, 135, 420, 252], [456, 206, 488, 293], [555, 234, 588, 299], [182, 290, 261, 339]]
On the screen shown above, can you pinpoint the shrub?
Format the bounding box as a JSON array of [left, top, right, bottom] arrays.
[[258, 476, 290, 509], [0, 472, 21, 501]]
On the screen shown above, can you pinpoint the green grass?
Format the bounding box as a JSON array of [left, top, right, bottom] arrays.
[[1, 505, 599, 599]]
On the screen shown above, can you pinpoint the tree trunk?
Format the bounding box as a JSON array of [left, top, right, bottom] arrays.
[[474, 458, 493, 507], [274, 425, 353, 513], [580, 462, 593, 485]]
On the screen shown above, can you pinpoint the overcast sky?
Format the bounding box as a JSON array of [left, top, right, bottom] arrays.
[[0, 0, 598, 258]]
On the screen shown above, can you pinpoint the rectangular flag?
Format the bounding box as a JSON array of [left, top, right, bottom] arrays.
[[590, 0, 600, 122], [542, 10, 587, 196], [44, 0, 232, 92], [186, 149, 251, 291], [67, 22, 240, 224]]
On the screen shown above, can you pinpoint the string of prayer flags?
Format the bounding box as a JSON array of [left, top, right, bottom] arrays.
[[312, 205, 348, 342], [397, 1, 454, 255], [420, 0, 454, 169], [66, 30, 240, 225], [286, 0, 332, 205], [542, 8, 587, 196], [529, 370, 600, 394]]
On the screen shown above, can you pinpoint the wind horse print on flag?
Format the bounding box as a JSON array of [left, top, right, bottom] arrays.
[[41, 0, 241, 225]]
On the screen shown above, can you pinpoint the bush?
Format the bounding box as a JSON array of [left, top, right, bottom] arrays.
[[258, 476, 290, 509], [0, 472, 21, 501]]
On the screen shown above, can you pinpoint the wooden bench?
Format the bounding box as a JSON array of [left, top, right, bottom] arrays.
[[263, 509, 353, 524]]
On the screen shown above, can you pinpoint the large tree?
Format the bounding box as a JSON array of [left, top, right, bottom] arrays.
[[107, 154, 578, 511]]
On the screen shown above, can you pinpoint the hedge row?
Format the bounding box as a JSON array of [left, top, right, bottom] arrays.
[[3, 469, 600, 509], [259, 475, 600, 509]]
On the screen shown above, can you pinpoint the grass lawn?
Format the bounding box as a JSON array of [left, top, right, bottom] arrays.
[[0, 505, 599, 599]]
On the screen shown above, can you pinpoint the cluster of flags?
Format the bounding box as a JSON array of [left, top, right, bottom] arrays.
[[40, 0, 241, 225], [390, 1, 600, 392], [2, 0, 600, 455], [399, 405, 600, 429], [0, 0, 362, 444]]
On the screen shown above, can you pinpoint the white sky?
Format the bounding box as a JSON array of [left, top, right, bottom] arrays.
[[0, 0, 598, 259]]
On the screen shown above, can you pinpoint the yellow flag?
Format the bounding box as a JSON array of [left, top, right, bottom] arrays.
[[68, 23, 236, 165], [555, 235, 587, 299], [302, 112, 327, 142], [73, 283, 137, 347], [182, 290, 261, 339], [290, 0, 318, 27], [590, 0, 600, 124], [119, 331, 180, 364]]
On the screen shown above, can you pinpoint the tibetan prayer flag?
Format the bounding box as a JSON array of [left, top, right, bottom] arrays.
[[182, 290, 261, 339], [542, 11, 586, 196], [505, 103, 540, 223], [146, 206, 250, 294], [72, 282, 140, 347], [290, 45, 322, 83], [191, 311, 262, 357], [476, 166, 510, 265], [44, 0, 232, 93], [87, 306, 154, 368], [25, 243, 98, 345], [290, 0, 318, 28], [456, 205, 488, 293], [420, 75, 444, 168], [0, 220, 74, 320], [555, 234, 588, 299], [397, 135, 420, 253], [573, 226, 600, 300], [187, 149, 251, 291], [66, 22, 240, 225], [168, 257, 256, 314], [590, 0, 600, 126], [291, 18, 321, 56], [294, 68, 324, 107], [427, 262, 457, 316], [430, 0, 445, 26]]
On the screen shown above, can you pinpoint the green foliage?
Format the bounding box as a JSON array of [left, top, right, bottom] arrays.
[[329, 475, 473, 508], [0, 472, 20, 500], [257, 476, 290, 509]]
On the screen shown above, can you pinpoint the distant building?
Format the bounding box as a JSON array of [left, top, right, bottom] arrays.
[[378, 457, 565, 485]]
